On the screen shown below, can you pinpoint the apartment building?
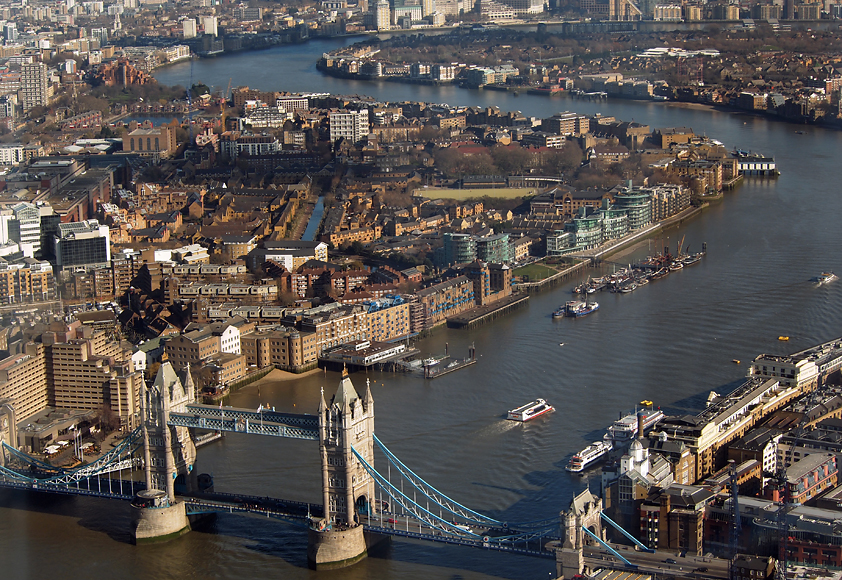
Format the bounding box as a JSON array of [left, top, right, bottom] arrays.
[[42, 326, 142, 429], [323, 225, 382, 247], [246, 240, 328, 272], [415, 276, 475, 329], [170, 281, 278, 306], [775, 453, 838, 505], [165, 319, 243, 371], [366, 298, 410, 342], [20, 62, 48, 111], [241, 328, 320, 371], [543, 111, 590, 136], [329, 109, 370, 144], [750, 338, 842, 389], [293, 303, 369, 353], [205, 353, 247, 385], [0, 343, 47, 422], [0, 259, 55, 304]]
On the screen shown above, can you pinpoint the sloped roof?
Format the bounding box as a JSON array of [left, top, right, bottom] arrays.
[[332, 367, 359, 408]]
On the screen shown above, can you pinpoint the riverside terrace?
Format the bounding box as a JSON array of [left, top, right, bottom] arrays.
[[652, 376, 804, 483], [749, 336, 842, 389]]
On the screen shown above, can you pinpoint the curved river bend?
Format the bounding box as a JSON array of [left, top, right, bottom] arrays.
[[4, 37, 842, 580]]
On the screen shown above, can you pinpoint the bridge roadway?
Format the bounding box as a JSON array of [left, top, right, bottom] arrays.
[[358, 513, 557, 557], [181, 490, 324, 523], [178, 493, 558, 557], [0, 476, 143, 500], [584, 545, 730, 579], [167, 404, 318, 440]]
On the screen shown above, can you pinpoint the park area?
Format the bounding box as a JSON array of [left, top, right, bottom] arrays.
[[415, 186, 536, 200], [513, 261, 560, 282], [513, 257, 583, 282]]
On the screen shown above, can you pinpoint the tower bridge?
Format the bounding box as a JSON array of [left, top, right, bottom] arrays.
[[0, 362, 651, 574]]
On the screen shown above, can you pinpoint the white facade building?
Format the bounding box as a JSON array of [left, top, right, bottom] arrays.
[[329, 109, 369, 143], [219, 325, 241, 355], [0, 145, 25, 165], [374, 0, 391, 30], [182, 18, 197, 38], [203, 15, 218, 36], [501, 0, 544, 13]]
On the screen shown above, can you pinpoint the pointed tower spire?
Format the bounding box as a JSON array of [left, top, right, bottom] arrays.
[[364, 377, 373, 409], [334, 365, 359, 412], [319, 386, 326, 413]]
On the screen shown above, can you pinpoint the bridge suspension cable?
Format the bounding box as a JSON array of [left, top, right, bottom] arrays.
[[0, 428, 142, 493], [354, 447, 482, 537], [372, 435, 500, 526]]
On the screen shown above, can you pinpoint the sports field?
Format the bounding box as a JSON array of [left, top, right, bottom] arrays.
[[416, 187, 536, 200]]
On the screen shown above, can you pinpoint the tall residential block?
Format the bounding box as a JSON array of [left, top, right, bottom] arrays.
[[20, 62, 48, 111], [329, 109, 369, 144], [374, 1, 391, 31], [203, 15, 218, 36], [182, 18, 197, 38]]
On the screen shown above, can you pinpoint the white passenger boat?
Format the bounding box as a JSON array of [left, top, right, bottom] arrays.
[[606, 406, 664, 441], [507, 399, 555, 422], [566, 439, 613, 472]]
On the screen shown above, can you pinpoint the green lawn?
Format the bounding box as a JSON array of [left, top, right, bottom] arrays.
[[513, 262, 559, 281], [417, 187, 536, 200]]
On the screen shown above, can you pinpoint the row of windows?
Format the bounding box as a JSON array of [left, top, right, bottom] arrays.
[[129, 137, 162, 152]]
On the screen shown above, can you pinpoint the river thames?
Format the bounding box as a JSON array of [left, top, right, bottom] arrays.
[[4, 37, 842, 580]]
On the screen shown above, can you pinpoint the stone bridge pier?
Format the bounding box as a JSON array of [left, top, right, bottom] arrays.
[[308, 368, 387, 569], [132, 362, 197, 544]]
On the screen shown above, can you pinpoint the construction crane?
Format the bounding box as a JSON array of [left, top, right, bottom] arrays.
[[220, 77, 232, 130]]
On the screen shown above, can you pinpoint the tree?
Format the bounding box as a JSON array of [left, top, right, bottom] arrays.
[[97, 403, 122, 433], [491, 145, 532, 175], [350, 240, 365, 256]]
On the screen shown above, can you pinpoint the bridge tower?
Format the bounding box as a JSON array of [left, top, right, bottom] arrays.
[[132, 362, 197, 543], [308, 367, 378, 569], [556, 489, 605, 580]]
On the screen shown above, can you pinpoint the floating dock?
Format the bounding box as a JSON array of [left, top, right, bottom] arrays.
[[425, 357, 477, 379], [424, 345, 477, 379]]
